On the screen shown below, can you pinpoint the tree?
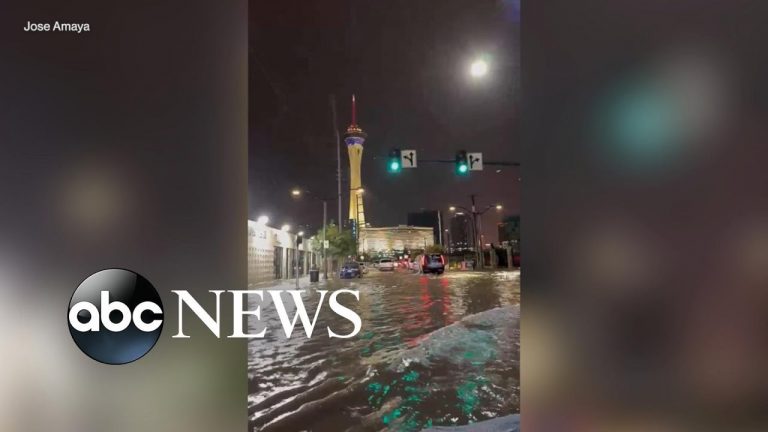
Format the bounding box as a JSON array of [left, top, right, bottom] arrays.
[[312, 222, 356, 260], [358, 252, 373, 263], [425, 244, 445, 254]]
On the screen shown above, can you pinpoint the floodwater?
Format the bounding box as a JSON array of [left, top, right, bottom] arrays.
[[247, 270, 520, 432]]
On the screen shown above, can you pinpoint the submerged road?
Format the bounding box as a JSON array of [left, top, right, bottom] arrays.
[[247, 269, 520, 432]]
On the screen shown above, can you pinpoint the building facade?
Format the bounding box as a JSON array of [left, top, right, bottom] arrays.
[[449, 213, 473, 252], [248, 220, 319, 284], [498, 215, 520, 244], [359, 226, 434, 254]]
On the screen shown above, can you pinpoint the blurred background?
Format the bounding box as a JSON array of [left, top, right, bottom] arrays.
[[522, 1, 768, 430], [0, 1, 248, 431]]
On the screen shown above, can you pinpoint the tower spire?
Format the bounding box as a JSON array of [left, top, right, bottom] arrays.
[[345, 94, 365, 136], [344, 93, 366, 228]]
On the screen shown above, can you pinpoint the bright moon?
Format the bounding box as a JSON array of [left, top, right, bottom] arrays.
[[470, 59, 488, 77]]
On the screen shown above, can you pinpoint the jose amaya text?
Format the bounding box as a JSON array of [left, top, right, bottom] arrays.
[[24, 21, 90, 33]]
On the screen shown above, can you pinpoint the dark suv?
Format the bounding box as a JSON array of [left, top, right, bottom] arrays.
[[420, 254, 446, 274], [339, 262, 362, 279]]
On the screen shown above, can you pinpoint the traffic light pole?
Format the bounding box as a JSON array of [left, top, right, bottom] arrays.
[[396, 159, 520, 166], [452, 195, 499, 270]]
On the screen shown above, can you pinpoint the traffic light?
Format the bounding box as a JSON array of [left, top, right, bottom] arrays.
[[387, 148, 402, 173], [455, 150, 469, 175]]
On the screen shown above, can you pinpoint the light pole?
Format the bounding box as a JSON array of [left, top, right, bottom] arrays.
[[330, 95, 343, 232], [291, 187, 330, 280], [449, 195, 502, 269]]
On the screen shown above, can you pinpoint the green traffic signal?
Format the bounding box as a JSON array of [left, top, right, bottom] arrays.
[[387, 149, 402, 173], [455, 150, 469, 175]]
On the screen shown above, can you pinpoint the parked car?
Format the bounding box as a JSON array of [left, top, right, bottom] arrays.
[[339, 262, 362, 279], [377, 258, 395, 271], [420, 254, 446, 274]]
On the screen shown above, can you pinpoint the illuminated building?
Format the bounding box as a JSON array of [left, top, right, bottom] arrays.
[[359, 226, 434, 254]]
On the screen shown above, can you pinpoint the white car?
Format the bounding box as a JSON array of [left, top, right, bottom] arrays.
[[377, 259, 395, 271]]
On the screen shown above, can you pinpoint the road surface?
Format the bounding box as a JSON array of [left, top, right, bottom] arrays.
[[247, 269, 520, 432]]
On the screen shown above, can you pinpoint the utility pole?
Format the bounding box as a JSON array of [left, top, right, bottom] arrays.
[[470, 194, 482, 269], [438, 211, 443, 247], [330, 95, 343, 232], [322, 200, 328, 280]]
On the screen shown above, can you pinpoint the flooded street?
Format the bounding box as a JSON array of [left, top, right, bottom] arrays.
[[248, 270, 520, 432]]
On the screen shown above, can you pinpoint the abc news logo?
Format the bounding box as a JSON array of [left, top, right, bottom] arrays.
[[68, 269, 361, 364], [68, 269, 164, 365]]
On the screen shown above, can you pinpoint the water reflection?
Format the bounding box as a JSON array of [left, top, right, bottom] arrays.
[[248, 270, 520, 431]]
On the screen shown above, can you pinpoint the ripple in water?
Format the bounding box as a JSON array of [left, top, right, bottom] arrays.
[[248, 271, 520, 431]]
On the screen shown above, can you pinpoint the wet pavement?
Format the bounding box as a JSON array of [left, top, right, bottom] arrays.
[[247, 269, 520, 432]]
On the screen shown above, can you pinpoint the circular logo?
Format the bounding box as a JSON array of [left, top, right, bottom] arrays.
[[68, 269, 163, 365]]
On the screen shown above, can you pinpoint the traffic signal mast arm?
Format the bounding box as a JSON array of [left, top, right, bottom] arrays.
[[399, 159, 519, 166]]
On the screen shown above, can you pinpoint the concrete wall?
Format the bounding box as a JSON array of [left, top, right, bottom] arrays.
[[247, 220, 318, 284]]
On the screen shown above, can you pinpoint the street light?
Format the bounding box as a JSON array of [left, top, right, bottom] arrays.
[[281, 224, 291, 232], [448, 195, 501, 269], [470, 59, 489, 78], [298, 231, 304, 237], [256, 215, 269, 225], [289, 187, 330, 280]]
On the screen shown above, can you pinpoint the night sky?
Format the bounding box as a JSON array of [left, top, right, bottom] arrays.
[[249, 0, 520, 242]]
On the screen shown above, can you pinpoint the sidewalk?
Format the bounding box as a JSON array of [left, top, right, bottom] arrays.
[[247, 274, 335, 290]]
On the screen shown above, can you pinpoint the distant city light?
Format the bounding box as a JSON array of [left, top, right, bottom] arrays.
[[470, 59, 489, 78], [256, 215, 269, 225]]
